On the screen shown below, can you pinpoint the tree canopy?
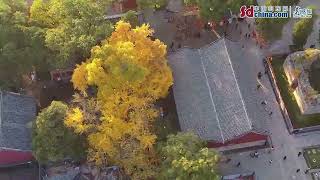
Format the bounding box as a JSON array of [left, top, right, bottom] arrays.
[[0, 0, 52, 90], [293, 16, 316, 49], [29, 0, 114, 67], [137, 0, 168, 10], [191, 0, 299, 22], [65, 21, 173, 179], [184, 0, 256, 21], [159, 132, 220, 180], [32, 101, 86, 163], [121, 10, 139, 27], [255, 0, 301, 41], [255, 0, 287, 41]]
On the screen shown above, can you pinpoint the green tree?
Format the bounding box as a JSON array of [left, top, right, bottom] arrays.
[[281, 0, 300, 5], [158, 132, 220, 180], [227, 0, 256, 15], [293, 16, 316, 49], [30, 0, 113, 67], [0, 0, 52, 90], [255, 18, 288, 41], [66, 21, 173, 179], [255, 0, 290, 41], [255, 0, 301, 41], [121, 10, 139, 27], [183, 0, 197, 6], [183, 0, 256, 21], [137, 0, 167, 10], [262, 0, 299, 6], [32, 101, 86, 163], [197, 0, 227, 21]]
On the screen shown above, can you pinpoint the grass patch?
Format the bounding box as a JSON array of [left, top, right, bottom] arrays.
[[304, 147, 320, 169], [154, 90, 180, 142], [309, 60, 320, 92], [154, 112, 180, 141], [271, 57, 320, 128]]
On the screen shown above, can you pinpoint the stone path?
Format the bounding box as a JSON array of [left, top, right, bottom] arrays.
[[219, 19, 320, 180], [144, 1, 320, 179], [143, 0, 217, 49]]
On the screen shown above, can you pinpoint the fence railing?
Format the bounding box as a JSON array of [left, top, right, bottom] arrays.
[[266, 55, 320, 134], [265, 56, 294, 134]]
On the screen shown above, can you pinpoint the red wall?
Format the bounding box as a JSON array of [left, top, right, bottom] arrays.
[[0, 150, 34, 167]]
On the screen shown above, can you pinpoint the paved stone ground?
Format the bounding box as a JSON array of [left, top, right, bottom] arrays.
[[219, 19, 320, 180], [143, 6, 217, 50], [145, 1, 320, 179]]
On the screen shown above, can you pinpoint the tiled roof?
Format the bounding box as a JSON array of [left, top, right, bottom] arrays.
[[168, 38, 253, 143], [207, 132, 268, 148], [0, 91, 36, 151]]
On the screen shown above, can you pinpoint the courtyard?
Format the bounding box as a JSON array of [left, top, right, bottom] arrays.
[[217, 15, 320, 180]]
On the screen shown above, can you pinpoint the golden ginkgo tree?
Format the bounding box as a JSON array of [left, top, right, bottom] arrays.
[[65, 21, 173, 179]]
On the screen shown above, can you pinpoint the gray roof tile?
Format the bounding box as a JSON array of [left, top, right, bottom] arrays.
[[0, 91, 36, 150], [168, 38, 253, 143]]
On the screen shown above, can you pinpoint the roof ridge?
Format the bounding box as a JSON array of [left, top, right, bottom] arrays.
[[222, 39, 253, 130], [198, 48, 225, 143], [167, 37, 226, 56]]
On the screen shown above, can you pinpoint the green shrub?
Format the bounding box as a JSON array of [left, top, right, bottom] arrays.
[[293, 17, 316, 49]]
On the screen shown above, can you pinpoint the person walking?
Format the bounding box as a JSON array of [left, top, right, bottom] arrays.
[[283, 156, 287, 160], [296, 169, 300, 173], [298, 152, 302, 157], [170, 42, 174, 49], [269, 160, 273, 164], [304, 169, 309, 174], [236, 162, 241, 167], [257, 72, 262, 79], [269, 111, 273, 116], [261, 101, 267, 105]]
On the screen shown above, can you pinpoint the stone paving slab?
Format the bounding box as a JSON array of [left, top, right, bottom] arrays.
[[218, 19, 320, 180]]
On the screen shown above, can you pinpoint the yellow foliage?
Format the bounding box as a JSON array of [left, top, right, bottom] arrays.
[[71, 63, 88, 92], [64, 107, 88, 134], [305, 48, 320, 60], [68, 21, 173, 179]]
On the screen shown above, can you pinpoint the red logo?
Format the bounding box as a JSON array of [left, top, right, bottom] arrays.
[[240, 6, 254, 18]]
